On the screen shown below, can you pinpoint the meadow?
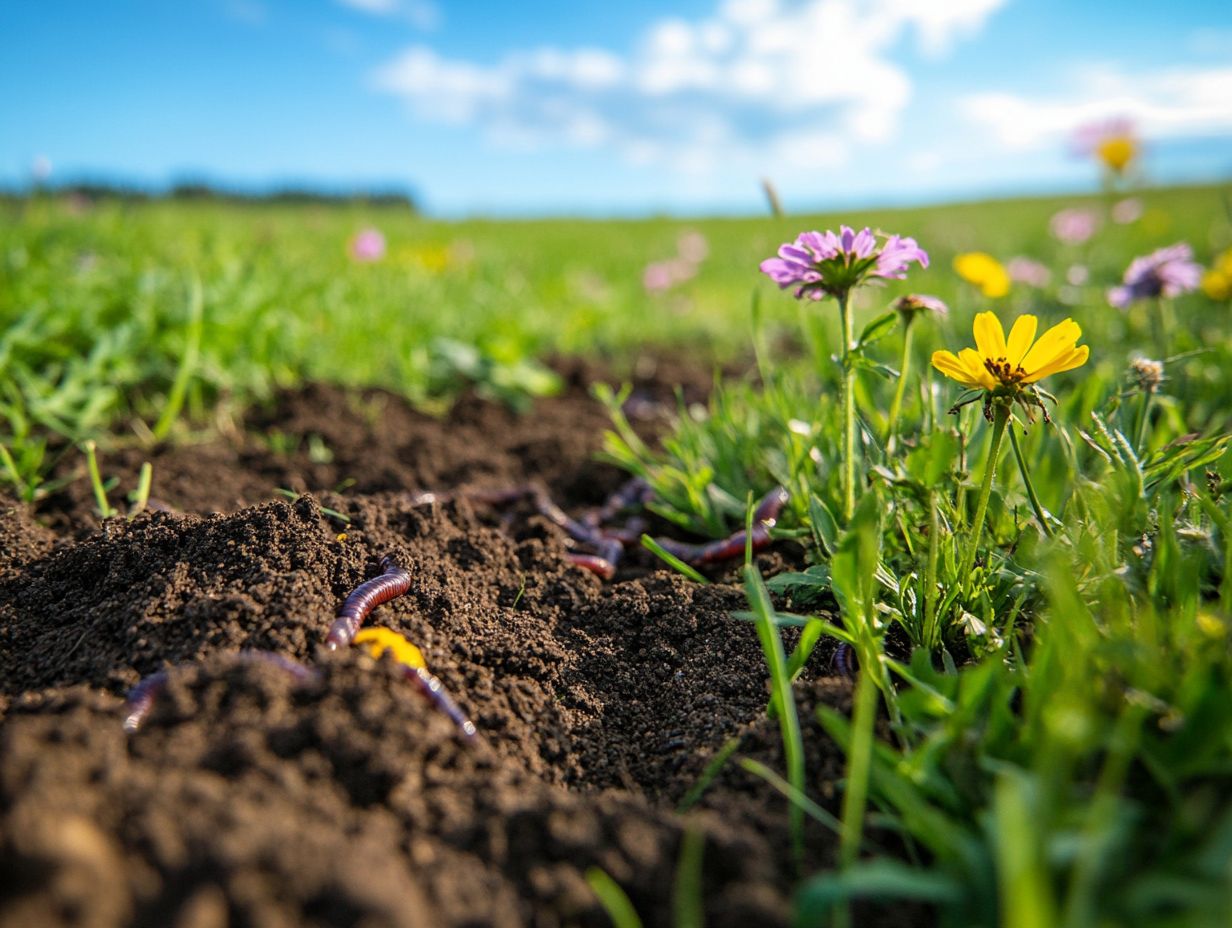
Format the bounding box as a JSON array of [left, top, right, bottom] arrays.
[[2, 181, 1232, 927]]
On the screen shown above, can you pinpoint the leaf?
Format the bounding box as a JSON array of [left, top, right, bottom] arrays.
[[856, 311, 899, 349]]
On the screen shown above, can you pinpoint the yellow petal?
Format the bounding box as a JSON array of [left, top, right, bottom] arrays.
[[1005, 315, 1038, 367], [958, 348, 997, 390], [981, 269, 1011, 299], [1022, 344, 1089, 384], [354, 628, 427, 669], [1019, 318, 1081, 375], [972, 312, 1007, 360], [932, 350, 982, 387]]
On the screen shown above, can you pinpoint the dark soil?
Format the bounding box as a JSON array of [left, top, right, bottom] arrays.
[[0, 358, 893, 928]]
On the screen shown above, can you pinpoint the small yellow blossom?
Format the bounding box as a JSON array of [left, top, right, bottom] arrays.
[[1096, 136, 1136, 174], [1201, 248, 1232, 301], [932, 312, 1089, 394], [354, 628, 427, 670], [953, 252, 1011, 298]]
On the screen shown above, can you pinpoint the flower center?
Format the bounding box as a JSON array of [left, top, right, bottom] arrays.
[[984, 356, 1027, 387]]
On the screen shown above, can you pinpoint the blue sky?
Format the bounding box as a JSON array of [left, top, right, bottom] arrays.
[[1, 0, 1230, 216]]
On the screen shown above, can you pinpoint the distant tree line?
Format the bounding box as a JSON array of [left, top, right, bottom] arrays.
[[3, 177, 417, 210]]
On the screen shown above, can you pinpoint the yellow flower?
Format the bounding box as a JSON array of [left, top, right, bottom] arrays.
[[1096, 136, 1136, 174], [1203, 270, 1231, 301], [354, 628, 426, 669], [953, 252, 1011, 298], [1202, 248, 1232, 301], [932, 312, 1089, 394]]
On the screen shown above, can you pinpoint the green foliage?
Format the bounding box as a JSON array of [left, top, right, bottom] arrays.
[[590, 184, 1232, 925], [6, 183, 1232, 926]]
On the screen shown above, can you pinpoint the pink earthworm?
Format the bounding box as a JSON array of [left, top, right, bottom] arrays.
[[402, 665, 478, 738], [583, 478, 653, 527], [324, 556, 412, 650], [566, 552, 617, 580], [653, 486, 789, 566], [534, 490, 624, 565], [123, 651, 319, 733]]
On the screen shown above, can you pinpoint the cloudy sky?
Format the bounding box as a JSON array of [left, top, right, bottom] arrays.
[[2, 0, 1230, 215]]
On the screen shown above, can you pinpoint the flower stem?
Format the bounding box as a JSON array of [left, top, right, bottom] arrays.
[[1149, 297, 1170, 356], [884, 315, 914, 453], [1134, 389, 1152, 454], [838, 291, 856, 521], [1008, 424, 1054, 538], [960, 402, 1010, 589], [923, 487, 941, 649]]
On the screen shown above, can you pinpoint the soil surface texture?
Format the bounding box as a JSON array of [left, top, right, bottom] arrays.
[[0, 358, 893, 928]]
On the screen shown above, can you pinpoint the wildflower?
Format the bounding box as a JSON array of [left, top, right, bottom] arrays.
[[1200, 247, 1232, 301], [1129, 356, 1164, 394], [953, 252, 1010, 298], [1007, 257, 1051, 288], [1108, 243, 1202, 308], [932, 311, 1088, 421], [677, 231, 709, 263], [1112, 198, 1143, 224], [1049, 207, 1099, 245], [1073, 117, 1137, 175], [760, 226, 928, 301], [891, 293, 947, 321], [762, 224, 927, 522], [643, 258, 696, 293], [349, 227, 386, 262]]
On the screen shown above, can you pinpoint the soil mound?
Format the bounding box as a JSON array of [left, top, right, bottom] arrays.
[[0, 363, 877, 928]]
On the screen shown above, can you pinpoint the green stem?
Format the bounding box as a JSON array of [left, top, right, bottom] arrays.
[[884, 316, 913, 452], [839, 649, 879, 871], [1149, 297, 1169, 357], [923, 487, 941, 649], [1008, 424, 1054, 538], [960, 403, 1010, 589], [1134, 389, 1152, 454], [838, 291, 856, 522]]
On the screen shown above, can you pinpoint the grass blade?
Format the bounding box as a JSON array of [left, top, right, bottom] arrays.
[[585, 868, 643, 928], [744, 564, 806, 870]]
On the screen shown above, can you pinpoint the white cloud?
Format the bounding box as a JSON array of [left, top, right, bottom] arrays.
[[962, 64, 1232, 150], [336, 0, 438, 30], [371, 0, 1004, 172]]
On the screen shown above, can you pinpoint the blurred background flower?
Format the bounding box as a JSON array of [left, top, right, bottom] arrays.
[[349, 227, 386, 263], [1007, 256, 1052, 288], [1108, 242, 1202, 307], [1049, 207, 1099, 245], [954, 252, 1010, 298]]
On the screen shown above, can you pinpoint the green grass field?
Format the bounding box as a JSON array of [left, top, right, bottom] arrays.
[[5, 182, 1232, 926]]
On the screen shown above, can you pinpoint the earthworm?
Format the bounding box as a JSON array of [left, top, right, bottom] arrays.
[[404, 665, 478, 739], [324, 556, 412, 650], [534, 490, 624, 564], [832, 643, 856, 679], [566, 552, 617, 580], [123, 651, 319, 733], [583, 478, 653, 527], [653, 486, 789, 566], [355, 628, 477, 739]]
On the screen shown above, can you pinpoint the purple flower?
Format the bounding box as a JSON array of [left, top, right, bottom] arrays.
[[891, 293, 947, 319], [1050, 208, 1099, 245], [760, 225, 928, 301], [1007, 257, 1051, 288], [1108, 243, 1202, 308], [350, 227, 386, 263]]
